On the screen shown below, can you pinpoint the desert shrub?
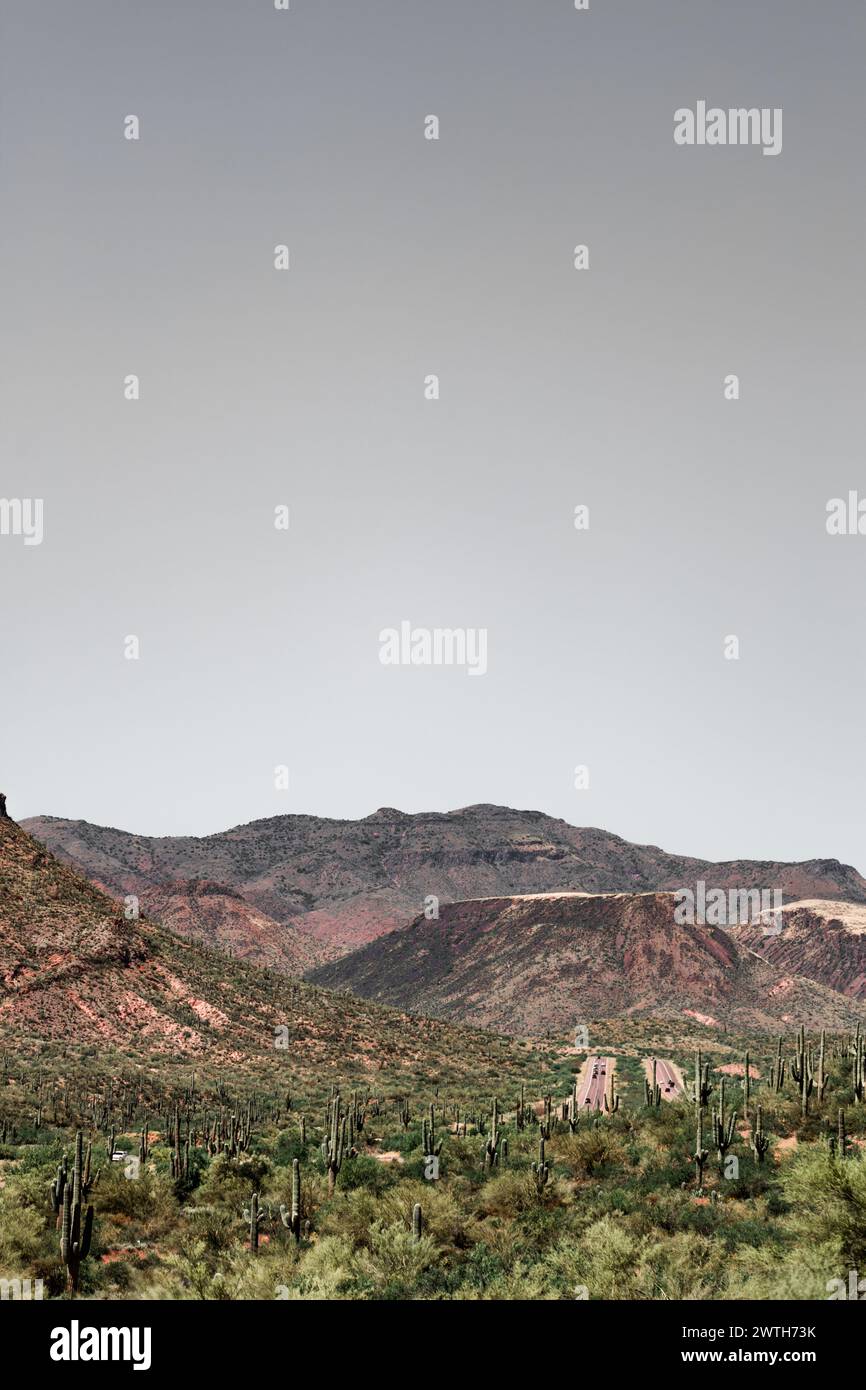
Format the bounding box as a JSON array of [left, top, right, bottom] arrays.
[[333, 1153, 394, 1195], [94, 1167, 178, 1238], [637, 1230, 728, 1300], [779, 1148, 866, 1269], [542, 1214, 641, 1299], [182, 1205, 237, 1255], [726, 1236, 841, 1301], [347, 1219, 437, 1297], [556, 1128, 626, 1179], [0, 1200, 47, 1266], [476, 1169, 541, 1219], [279, 1234, 357, 1300], [196, 1152, 269, 1208]]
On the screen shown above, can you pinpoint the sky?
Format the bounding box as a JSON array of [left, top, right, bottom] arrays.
[[1, 1, 865, 869]]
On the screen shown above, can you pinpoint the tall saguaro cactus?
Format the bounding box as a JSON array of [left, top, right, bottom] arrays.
[[837, 1108, 849, 1160], [51, 1152, 69, 1229], [279, 1160, 302, 1244], [791, 1025, 814, 1116], [852, 1029, 865, 1104], [645, 1060, 661, 1109], [692, 1050, 712, 1109], [322, 1096, 356, 1195], [693, 1111, 709, 1189], [567, 1079, 581, 1131], [483, 1098, 502, 1169], [531, 1137, 550, 1194], [516, 1084, 526, 1132], [711, 1077, 737, 1170], [816, 1030, 828, 1104], [603, 1070, 620, 1115], [243, 1192, 268, 1252], [423, 1103, 443, 1160], [60, 1131, 94, 1296]]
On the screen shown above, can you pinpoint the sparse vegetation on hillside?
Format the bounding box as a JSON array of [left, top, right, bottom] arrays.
[[1, 1023, 864, 1300]]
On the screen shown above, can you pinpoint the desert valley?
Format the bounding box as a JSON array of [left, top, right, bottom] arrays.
[[0, 797, 865, 1302]]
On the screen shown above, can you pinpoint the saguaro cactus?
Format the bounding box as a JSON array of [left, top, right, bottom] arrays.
[[531, 1137, 550, 1194], [483, 1098, 502, 1169], [51, 1153, 69, 1229], [243, 1192, 269, 1251], [750, 1105, 770, 1164], [711, 1077, 737, 1169], [603, 1070, 620, 1115], [692, 1050, 712, 1108], [791, 1025, 815, 1116], [852, 1030, 865, 1104], [279, 1160, 301, 1244], [816, 1030, 828, 1104], [837, 1108, 849, 1160], [60, 1132, 94, 1295], [539, 1094, 554, 1140], [423, 1104, 443, 1160], [567, 1080, 581, 1132], [693, 1111, 709, 1189], [322, 1096, 355, 1195], [645, 1060, 661, 1109]]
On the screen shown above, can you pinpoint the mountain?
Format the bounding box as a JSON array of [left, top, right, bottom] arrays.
[[0, 813, 534, 1091], [23, 805, 866, 972], [308, 891, 866, 1035]]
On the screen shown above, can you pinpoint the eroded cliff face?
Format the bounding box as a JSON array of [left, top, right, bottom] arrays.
[[729, 900, 866, 1001]]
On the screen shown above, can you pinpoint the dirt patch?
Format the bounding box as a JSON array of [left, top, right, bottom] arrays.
[[683, 1009, 721, 1029], [773, 1135, 798, 1162], [716, 1062, 761, 1079]]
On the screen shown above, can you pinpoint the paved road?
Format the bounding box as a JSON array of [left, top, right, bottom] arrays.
[[577, 1055, 615, 1110], [648, 1057, 683, 1100]]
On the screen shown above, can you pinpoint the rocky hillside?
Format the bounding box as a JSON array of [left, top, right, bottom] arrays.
[[730, 900, 866, 1002], [308, 891, 866, 1035], [0, 814, 535, 1092], [23, 805, 866, 972]]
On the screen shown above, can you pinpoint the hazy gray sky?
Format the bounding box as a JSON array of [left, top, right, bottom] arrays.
[[2, 1, 864, 868]]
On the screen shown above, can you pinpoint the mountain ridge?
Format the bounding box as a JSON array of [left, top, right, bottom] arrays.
[[23, 804, 866, 974]]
